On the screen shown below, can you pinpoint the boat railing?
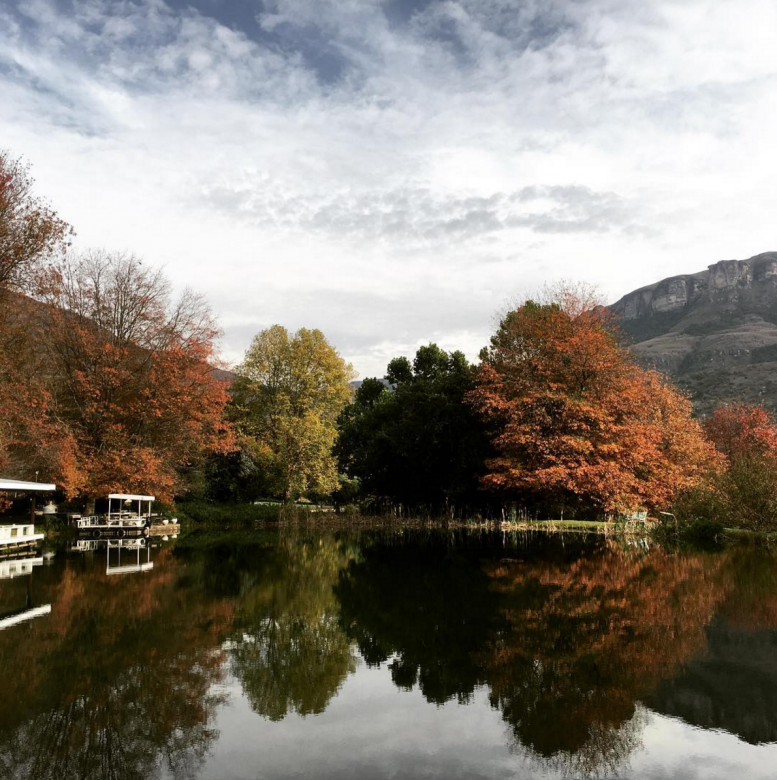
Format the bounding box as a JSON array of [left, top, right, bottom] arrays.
[[75, 515, 148, 529]]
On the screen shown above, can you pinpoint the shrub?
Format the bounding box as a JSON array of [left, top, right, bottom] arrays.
[[672, 455, 777, 535], [175, 500, 283, 525]]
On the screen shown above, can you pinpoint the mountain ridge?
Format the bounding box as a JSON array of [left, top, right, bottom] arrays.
[[610, 252, 777, 414]]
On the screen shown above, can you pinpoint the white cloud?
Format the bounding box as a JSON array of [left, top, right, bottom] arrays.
[[1, 0, 776, 376]]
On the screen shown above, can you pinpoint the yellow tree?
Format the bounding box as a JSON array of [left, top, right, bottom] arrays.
[[232, 325, 355, 501]]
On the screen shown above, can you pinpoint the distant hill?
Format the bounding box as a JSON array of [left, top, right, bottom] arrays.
[[349, 378, 392, 391], [610, 252, 777, 414], [1, 291, 237, 386]]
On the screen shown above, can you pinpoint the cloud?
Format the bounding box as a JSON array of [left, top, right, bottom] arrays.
[[197, 181, 650, 243], [1, 0, 776, 376]]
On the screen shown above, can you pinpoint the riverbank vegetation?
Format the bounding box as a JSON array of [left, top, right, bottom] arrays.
[[3, 150, 777, 539]]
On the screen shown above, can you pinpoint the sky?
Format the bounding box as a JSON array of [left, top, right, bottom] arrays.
[[1, 0, 776, 378]]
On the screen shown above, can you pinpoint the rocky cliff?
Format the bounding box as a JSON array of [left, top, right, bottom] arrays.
[[610, 252, 777, 413]]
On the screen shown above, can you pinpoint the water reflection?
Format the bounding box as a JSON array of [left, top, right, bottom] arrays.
[[227, 535, 357, 721], [336, 531, 506, 704], [649, 549, 777, 746], [0, 540, 233, 780], [0, 551, 51, 631], [0, 531, 777, 779]]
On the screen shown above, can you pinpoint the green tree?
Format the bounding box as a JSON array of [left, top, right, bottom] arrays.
[[336, 344, 489, 513], [232, 326, 355, 502]]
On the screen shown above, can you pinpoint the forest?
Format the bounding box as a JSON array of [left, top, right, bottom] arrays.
[[2, 150, 777, 536]]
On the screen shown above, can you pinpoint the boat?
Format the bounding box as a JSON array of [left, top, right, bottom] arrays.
[[73, 493, 155, 537]]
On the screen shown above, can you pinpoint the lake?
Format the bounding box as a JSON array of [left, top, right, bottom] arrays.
[[1, 527, 777, 779]]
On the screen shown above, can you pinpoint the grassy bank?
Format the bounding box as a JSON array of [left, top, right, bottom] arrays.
[[174, 500, 286, 525], [172, 502, 660, 535], [720, 527, 777, 544]]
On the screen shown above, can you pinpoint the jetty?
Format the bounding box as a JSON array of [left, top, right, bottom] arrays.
[[0, 479, 52, 554], [0, 523, 44, 555]]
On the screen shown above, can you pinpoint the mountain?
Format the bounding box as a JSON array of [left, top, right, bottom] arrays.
[[610, 252, 777, 414]]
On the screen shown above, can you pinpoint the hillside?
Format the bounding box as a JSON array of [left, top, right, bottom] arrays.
[[610, 252, 777, 414], [0, 290, 236, 385]]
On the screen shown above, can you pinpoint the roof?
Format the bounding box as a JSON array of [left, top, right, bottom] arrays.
[[108, 493, 155, 502], [0, 479, 57, 492]]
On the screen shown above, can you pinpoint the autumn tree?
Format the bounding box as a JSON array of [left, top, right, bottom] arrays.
[[704, 403, 777, 461], [0, 151, 71, 293], [231, 325, 355, 502], [678, 403, 777, 532], [0, 152, 73, 490], [469, 293, 718, 514], [35, 251, 233, 502], [0, 329, 80, 493]]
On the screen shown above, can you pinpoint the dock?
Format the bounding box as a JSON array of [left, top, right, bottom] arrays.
[[0, 555, 43, 579], [73, 492, 159, 537], [0, 524, 44, 555], [150, 522, 180, 536]]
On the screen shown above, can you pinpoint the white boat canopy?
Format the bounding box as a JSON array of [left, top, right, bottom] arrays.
[[0, 479, 56, 492], [108, 493, 155, 502]]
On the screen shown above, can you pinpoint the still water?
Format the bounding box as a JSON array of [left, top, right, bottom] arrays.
[[1, 528, 777, 779]]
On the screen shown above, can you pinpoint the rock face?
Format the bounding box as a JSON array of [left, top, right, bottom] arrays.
[[612, 253, 777, 323], [610, 253, 777, 414]]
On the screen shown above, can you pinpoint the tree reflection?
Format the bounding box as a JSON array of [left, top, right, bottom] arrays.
[[336, 534, 732, 777], [228, 535, 357, 720], [484, 543, 724, 759], [4, 531, 777, 779], [336, 532, 506, 704], [0, 548, 234, 780], [649, 547, 777, 745]]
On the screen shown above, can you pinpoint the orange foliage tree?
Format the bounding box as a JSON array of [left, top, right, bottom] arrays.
[[469, 294, 719, 513], [0, 152, 75, 494], [683, 403, 777, 532], [0, 337, 81, 496], [34, 251, 234, 502], [0, 150, 71, 292], [704, 403, 777, 462]]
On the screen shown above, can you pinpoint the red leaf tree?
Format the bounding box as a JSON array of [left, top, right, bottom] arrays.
[[704, 403, 777, 462], [0, 152, 76, 495], [0, 151, 71, 291], [469, 293, 719, 514], [35, 251, 234, 502]]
